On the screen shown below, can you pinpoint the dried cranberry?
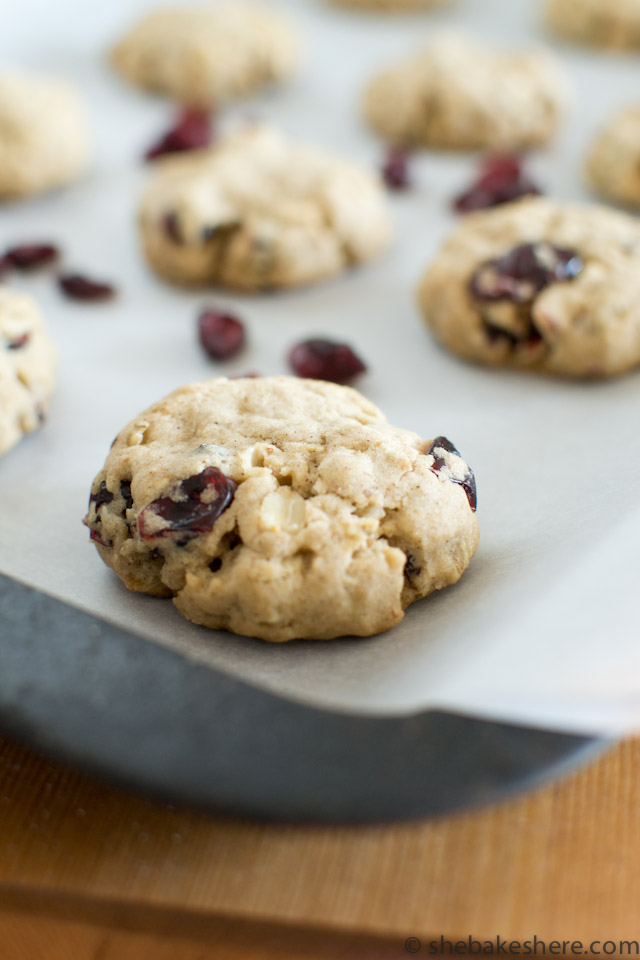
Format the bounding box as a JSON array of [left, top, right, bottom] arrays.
[[289, 338, 366, 384], [427, 436, 477, 512], [470, 243, 582, 304], [381, 147, 411, 191], [145, 108, 213, 162], [59, 274, 116, 302], [5, 244, 59, 270], [137, 467, 237, 541], [6, 333, 30, 350], [89, 529, 111, 548], [0, 255, 11, 277], [89, 481, 114, 513], [198, 309, 246, 360], [454, 155, 541, 213]]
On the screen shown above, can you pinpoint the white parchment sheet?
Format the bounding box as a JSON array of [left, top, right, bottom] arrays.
[[1, 0, 639, 736]]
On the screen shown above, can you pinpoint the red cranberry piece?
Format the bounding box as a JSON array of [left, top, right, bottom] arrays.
[[470, 243, 582, 303], [427, 436, 477, 512], [59, 274, 116, 302], [89, 528, 111, 548], [6, 333, 30, 350], [5, 244, 59, 270], [0, 255, 11, 277], [381, 147, 411, 191], [289, 338, 366, 384], [198, 309, 246, 360], [137, 467, 237, 541], [145, 108, 213, 162], [454, 154, 541, 213]]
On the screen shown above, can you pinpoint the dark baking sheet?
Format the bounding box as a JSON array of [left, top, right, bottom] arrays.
[[0, 572, 606, 823]]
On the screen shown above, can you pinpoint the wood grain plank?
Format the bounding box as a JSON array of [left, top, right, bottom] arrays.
[[0, 736, 638, 941]]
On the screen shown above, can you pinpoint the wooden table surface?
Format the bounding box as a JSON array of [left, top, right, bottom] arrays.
[[0, 734, 639, 959]]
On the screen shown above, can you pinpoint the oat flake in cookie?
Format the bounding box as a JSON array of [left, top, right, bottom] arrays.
[[586, 107, 640, 210], [363, 34, 568, 151], [418, 197, 640, 378], [138, 127, 392, 292], [0, 287, 57, 457], [544, 0, 640, 50], [85, 377, 479, 642], [110, 3, 300, 107], [0, 71, 89, 200]]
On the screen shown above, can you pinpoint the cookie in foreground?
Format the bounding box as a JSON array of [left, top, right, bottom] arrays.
[[138, 126, 392, 292], [417, 197, 640, 378], [363, 34, 568, 151], [85, 377, 479, 642], [0, 287, 57, 457], [0, 71, 89, 200], [110, 2, 300, 107], [585, 107, 640, 209]]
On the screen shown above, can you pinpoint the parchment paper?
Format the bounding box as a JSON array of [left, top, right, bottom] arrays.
[[1, 0, 639, 736]]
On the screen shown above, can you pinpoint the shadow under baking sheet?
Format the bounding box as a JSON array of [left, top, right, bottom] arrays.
[[0, 573, 607, 824]]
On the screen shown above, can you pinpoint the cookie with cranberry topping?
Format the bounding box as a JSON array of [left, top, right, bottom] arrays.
[[0, 71, 89, 200], [363, 34, 568, 151], [418, 197, 640, 377], [586, 107, 640, 209], [0, 287, 57, 457], [85, 377, 478, 642], [138, 126, 392, 291], [110, 3, 300, 107], [544, 0, 640, 50]]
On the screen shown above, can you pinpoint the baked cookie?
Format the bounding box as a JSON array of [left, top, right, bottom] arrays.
[[543, 0, 640, 50], [586, 107, 640, 208], [328, 0, 451, 10], [0, 71, 89, 200], [85, 376, 479, 642], [363, 35, 568, 150], [0, 287, 57, 457], [138, 126, 392, 291], [417, 197, 640, 378], [110, 3, 300, 107]]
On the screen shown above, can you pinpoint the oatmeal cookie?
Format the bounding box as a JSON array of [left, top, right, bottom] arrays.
[[111, 3, 300, 106], [418, 197, 640, 377], [0, 71, 89, 200], [363, 34, 568, 150], [138, 126, 391, 291], [0, 287, 57, 457], [85, 376, 479, 641]]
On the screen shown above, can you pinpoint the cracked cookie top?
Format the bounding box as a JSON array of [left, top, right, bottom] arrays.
[[418, 197, 640, 378], [138, 126, 392, 291], [86, 376, 478, 642]]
